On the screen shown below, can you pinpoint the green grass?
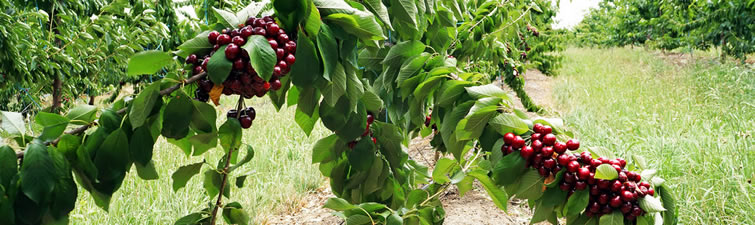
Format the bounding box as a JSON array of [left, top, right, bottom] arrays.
[[553, 47, 755, 224], [68, 96, 330, 224]]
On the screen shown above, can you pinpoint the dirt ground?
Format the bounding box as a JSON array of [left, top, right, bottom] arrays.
[[264, 70, 556, 225]]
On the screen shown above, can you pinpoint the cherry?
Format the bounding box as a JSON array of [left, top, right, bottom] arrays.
[[278, 61, 288, 72], [263, 81, 270, 91], [503, 132, 515, 144], [276, 48, 285, 60], [367, 113, 375, 124], [193, 66, 203, 75], [270, 79, 282, 90], [564, 172, 576, 184], [542, 133, 557, 145], [243, 107, 256, 120], [284, 41, 297, 53], [587, 172, 596, 185], [598, 194, 609, 204], [621, 190, 635, 202], [543, 158, 556, 169], [590, 185, 600, 195], [227, 109, 239, 118], [589, 202, 600, 213], [533, 123, 544, 133], [617, 158, 627, 168], [639, 181, 651, 189], [541, 146, 554, 157], [609, 196, 622, 208], [186, 54, 198, 64], [601, 205, 612, 214], [208, 31, 220, 44], [253, 19, 265, 27], [285, 54, 296, 65], [598, 157, 609, 164], [225, 44, 240, 59], [268, 39, 278, 49], [633, 173, 642, 182], [266, 23, 280, 35], [531, 140, 543, 152], [278, 33, 289, 43], [372, 137, 377, 144], [233, 59, 245, 70], [239, 115, 252, 128], [254, 27, 266, 36], [520, 145, 534, 159], [646, 188, 655, 196], [505, 145, 514, 155], [425, 115, 431, 126], [217, 34, 232, 45], [232, 36, 245, 46], [597, 179, 611, 190], [512, 136, 525, 149], [612, 164, 622, 172], [631, 207, 643, 217], [500, 144, 509, 154], [637, 186, 647, 198], [559, 182, 571, 191], [554, 142, 567, 154], [245, 17, 255, 26], [538, 167, 549, 177], [578, 167, 591, 180], [557, 154, 571, 166], [618, 172, 628, 182], [611, 180, 622, 192], [542, 125, 552, 134], [240, 27, 253, 38], [566, 139, 580, 150], [263, 16, 274, 22], [348, 141, 356, 149], [590, 159, 602, 168], [567, 161, 580, 172], [531, 133, 542, 141], [609, 159, 621, 167], [626, 171, 638, 181], [620, 202, 633, 214], [575, 181, 587, 190], [201, 58, 210, 70], [273, 66, 282, 76], [580, 151, 592, 163]]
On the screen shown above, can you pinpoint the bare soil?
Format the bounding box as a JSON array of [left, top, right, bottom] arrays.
[[264, 70, 556, 224]]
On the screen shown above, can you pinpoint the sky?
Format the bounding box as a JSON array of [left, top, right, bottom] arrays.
[[552, 0, 602, 29]]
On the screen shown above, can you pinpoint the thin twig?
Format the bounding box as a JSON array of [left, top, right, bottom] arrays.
[[16, 72, 207, 159], [209, 96, 244, 225]]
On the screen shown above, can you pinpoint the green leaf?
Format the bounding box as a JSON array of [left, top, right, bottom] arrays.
[[324, 197, 356, 211], [531, 200, 555, 224], [175, 213, 206, 225], [658, 185, 676, 225], [213, 7, 241, 28], [127, 50, 173, 76], [639, 196, 666, 213], [312, 135, 339, 164], [563, 189, 589, 216], [392, 0, 418, 27], [382, 40, 425, 65], [396, 53, 431, 85], [175, 31, 212, 58], [94, 129, 131, 182], [0, 146, 17, 188], [208, 45, 234, 84], [363, 0, 391, 29], [35, 112, 69, 142], [218, 119, 243, 153], [317, 24, 339, 81], [162, 93, 194, 139], [1, 111, 25, 135], [203, 169, 229, 198], [465, 84, 510, 101], [66, 104, 97, 125], [189, 132, 218, 156], [135, 161, 159, 180], [289, 31, 321, 87], [387, 212, 402, 225], [432, 158, 457, 184], [514, 169, 544, 199], [492, 153, 527, 185], [594, 164, 618, 180], [19, 143, 56, 204], [599, 211, 624, 225], [230, 145, 255, 172], [295, 107, 319, 136], [324, 13, 385, 41], [130, 126, 155, 166], [488, 114, 529, 135], [172, 162, 204, 192], [361, 90, 383, 112], [222, 206, 249, 225], [469, 169, 508, 211], [235, 2, 268, 22], [190, 100, 217, 133], [589, 146, 616, 160], [346, 214, 371, 225], [322, 63, 348, 106], [235, 175, 247, 188], [304, 1, 322, 36], [348, 136, 375, 171], [241, 36, 277, 81], [437, 80, 474, 107], [130, 83, 161, 129]]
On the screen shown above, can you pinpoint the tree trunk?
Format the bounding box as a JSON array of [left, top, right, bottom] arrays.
[[51, 77, 62, 113], [88, 95, 95, 105]]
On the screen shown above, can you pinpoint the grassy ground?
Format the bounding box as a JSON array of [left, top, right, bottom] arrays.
[[553, 47, 754, 224], [68, 96, 330, 224]]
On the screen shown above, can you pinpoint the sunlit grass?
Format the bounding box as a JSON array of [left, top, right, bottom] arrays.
[[68, 96, 330, 224], [553, 47, 755, 224]]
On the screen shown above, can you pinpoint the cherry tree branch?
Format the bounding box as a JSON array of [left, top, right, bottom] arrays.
[[16, 72, 207, 159]]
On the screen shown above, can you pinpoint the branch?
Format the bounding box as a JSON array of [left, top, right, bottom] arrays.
[[16, 72, 207, 159]]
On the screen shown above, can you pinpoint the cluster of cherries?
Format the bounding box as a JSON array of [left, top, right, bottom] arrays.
[[501, 123, 654, 221], [526, 24, 540, 37], [348, 113, 377, 149], [424, 114, 437, 131], [189, 15, 296, 102], [227, 107, 256, 129]]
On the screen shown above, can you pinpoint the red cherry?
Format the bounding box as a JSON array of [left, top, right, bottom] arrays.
[[531, 140, 543, 152], [372, 137, 377, 144], [268, 39, 278, 49], [276, 48, 285, 60], [217, 34, 231, 45], [567, 161, 580, 172], [598, 193, 609, 204], [598, 157, 610, 164], [543, 158, 556, 169], [564, 172, 576, 184], [639, 181, 651, 189], [253, 19, 265, 27], [225, 44, 240, 59], [578, 167, 591, 180], [590, 159, 602, 168], [575, 181, 587, 190], [610, 196, 622, 208], [254, 27, 266, 36], [285, 54, 296, 65], [245, 17, 255, 26], [503, 133, 515, 144], [266, 23, 280, 36], [559, 182, 571, 191], [566, 139, 580, 150], [233, 59, 245, 70], [239, 115, 252, 129], [533, 123, 544, 133], [278, 61, 288, 72], [278, 33, 289, 43], [597, 179, 611, 190], [284, 41, 297, 53], [627, 171, 638, 181], [587, 173, 596, 184], [621, 190, 635, 202], [590, 185, 600, 195], [186, 54, 198, 64], [530, 133, 542, 141], [270, 79, 282, 90], [611, 180, 622, 192], [241, 26, 253, 38], [512, 136, 525, 149], [621, 202, 633, 213], [617, 158, 627, 168], [273, 66, 282, 76], [541, 146, 554, 157], [263, 81, 270, 91], [554, 142, 567, 154], [367, 113, 375, 124], [634, 173, 642, 182], [580, 151, 592, 163], [542, 125, 552, 134], [520, 146, 534, 159], [618, 172, 628, 182], [500, 144, 509, 155], [538, 167, 549, 177], [557, 154, 571, 166], [646, 188, 655, 196], [208, 31, 220, 44], [232, 36, 245, 46], [230, 29, 240, 37], [612, 164, 622, 172], [589, 202, 600, 213], [192, 66, 203, 75], [262, 16, 274, 22], [631, 207, 643, 217], [542, 133, 557, 145], [201, 58, 210, 70]]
